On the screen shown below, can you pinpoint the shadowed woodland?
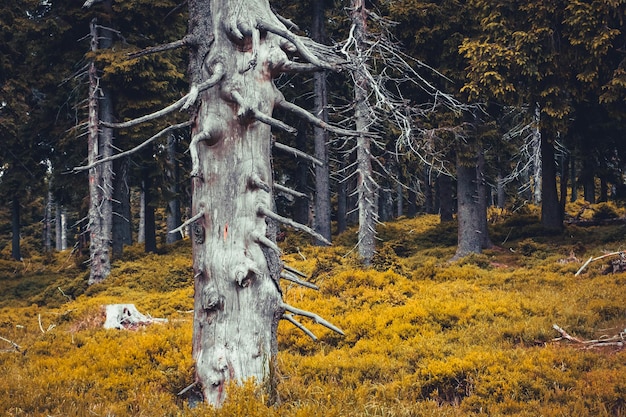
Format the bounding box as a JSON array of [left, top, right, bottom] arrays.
[[1, 0, 626, 414]]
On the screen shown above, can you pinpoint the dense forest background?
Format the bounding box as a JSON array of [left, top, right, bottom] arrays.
[[1, 0, 625, 259], [1, 0, 626, 415]]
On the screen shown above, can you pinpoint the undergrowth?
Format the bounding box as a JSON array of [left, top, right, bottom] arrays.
[[0, 204, 625, 416]]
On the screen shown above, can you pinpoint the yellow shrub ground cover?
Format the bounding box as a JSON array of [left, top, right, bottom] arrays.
[[1, 208, 625, 416]]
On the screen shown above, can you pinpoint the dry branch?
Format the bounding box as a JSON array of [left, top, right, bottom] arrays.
[[281, 303, 344, 335], [258, 206, 331, 245], [273, 142, 323, 166], [552, 324, 625, 350], [575, 251, 625, 276], [280, 270, 319, 290], [0, 336, 21, 352], [282, 314, 318, 341]]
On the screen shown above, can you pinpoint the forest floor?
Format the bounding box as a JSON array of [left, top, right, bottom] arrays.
[[0, 204, 625, 416]]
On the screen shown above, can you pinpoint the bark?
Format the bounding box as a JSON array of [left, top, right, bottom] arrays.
[[312, 0, 331, 245], [138, 188, 145, 244], [396, 181, 403, 218], [352, 0, 377, 266], [496, 172, 506, 209], [187, 0, 296, 405], [337, 157, 348, 233], [453, 159, 482, 259], [11, 194, 21, 261], [166, 134, 182, 244], [540, 132, 563, 231], [87, 17, 114, 285], [570, 153, 578, 202]]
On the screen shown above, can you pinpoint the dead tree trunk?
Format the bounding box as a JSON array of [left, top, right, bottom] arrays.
[[351, 0, 378, 266], [87, 17, 114, 284], [186, 0, 342, 406]]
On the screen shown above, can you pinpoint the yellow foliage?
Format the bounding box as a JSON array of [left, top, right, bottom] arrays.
[[1, 214, 625, 415]]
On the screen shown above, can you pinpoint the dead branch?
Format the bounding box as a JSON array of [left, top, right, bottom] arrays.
[[274, 183, 308, 199], [273, 141, 323, 166], [281, 303, 344, 335], [280, 270, 319, 290], [283, 314, 318, 341], [169, 211, 204, 237], [73, 121, 192, 173], [575, 251, 625, 276], [258, 206, 331, 245], [552, 324, 625, 350], [0, 336, 21, 352], [127, 37, 188, 59]]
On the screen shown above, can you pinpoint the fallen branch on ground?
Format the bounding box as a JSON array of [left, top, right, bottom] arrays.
[[574, 251, 625, 276], [552, 324, 625, 350]]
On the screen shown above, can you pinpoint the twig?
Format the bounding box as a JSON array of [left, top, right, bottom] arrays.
[[552, 324, 625, 350], [0, 336, 21, 352], [575, 251, 624, 276]]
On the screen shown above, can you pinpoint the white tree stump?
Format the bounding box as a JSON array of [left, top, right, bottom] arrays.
[[103, 304, 167, 330]]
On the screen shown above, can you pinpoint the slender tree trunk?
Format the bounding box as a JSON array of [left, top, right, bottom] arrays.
[[337, 156, 348, 233], [138, 188, 145, 244], [312, 0, 332, 245], [407, 176, 418, 218], [496, 171, 506, 209], [559, 153, 569, 216], [87, 16, 114, 284], [55, 203, 66, 251], [352, 0, 377, 265], [540, 132, 563, 230], [396, 181, 403, 218], [166, 133, 182, 244], [43, 190, 53, 253], [11, 195, 21, 261]]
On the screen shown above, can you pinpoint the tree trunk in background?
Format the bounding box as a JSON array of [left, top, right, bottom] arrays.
[[112, 157, 132, 258], [496, 172, 506, 209], [166, 133, 182, 244], [599, 177, 608, 202], [423, 167, 434, 213], [142, 171, 157, 254], [337, 157, 348, 233], [540, 133, 563, 230], [43, 190, 53, 252], [396, 181, 403, 218], [11, 194, 21, 261], [55, 203, 67, 251], [438, 173, 454, 222], [352, 0, 377, 265], [293, 126, 310, 226], [570, 153, 578, 202], [476, 150, 493, 249], [312, 0, 331, 245], [407, 175, 418, 217], [559, 153, 569, 216], [87, 16, 114, 285], [138, 188, 145, 244], [582, 155, 595, 203], [453, 158, 482, 259]]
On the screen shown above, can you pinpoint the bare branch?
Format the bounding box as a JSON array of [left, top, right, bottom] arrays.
[[276, 98, 365, 137], [281, 303, 344, 335], [280, 270, 319, 290], [230, 91, 297, 134], [273, 141, 323, 166], [0, 335, 21, 352], [73, 121, 192, 173], [258, 206, 331, 245], [170, 211, 204, 237], [127, 37, 188, 59], [282, 314, 318, 341], [103, 66, 224, 129], [274, 183, 308, 199], [283, 264, 308, 278]]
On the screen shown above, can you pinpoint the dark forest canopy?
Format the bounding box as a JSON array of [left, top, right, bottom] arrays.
[[0, 0, 625, 263]]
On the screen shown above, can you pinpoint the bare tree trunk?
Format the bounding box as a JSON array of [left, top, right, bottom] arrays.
[[312, 0, 331, 245], [142, 168, 157, 254], [55, 203, 67, 251], [87, 17, 114, 284], [352, 0, 377, 266], [44, 190, 53, 253], [188, 0, 287, 405], [138, 188, 145, 244], [476, 149, 493, 249], [337, 157, 348, 233]]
